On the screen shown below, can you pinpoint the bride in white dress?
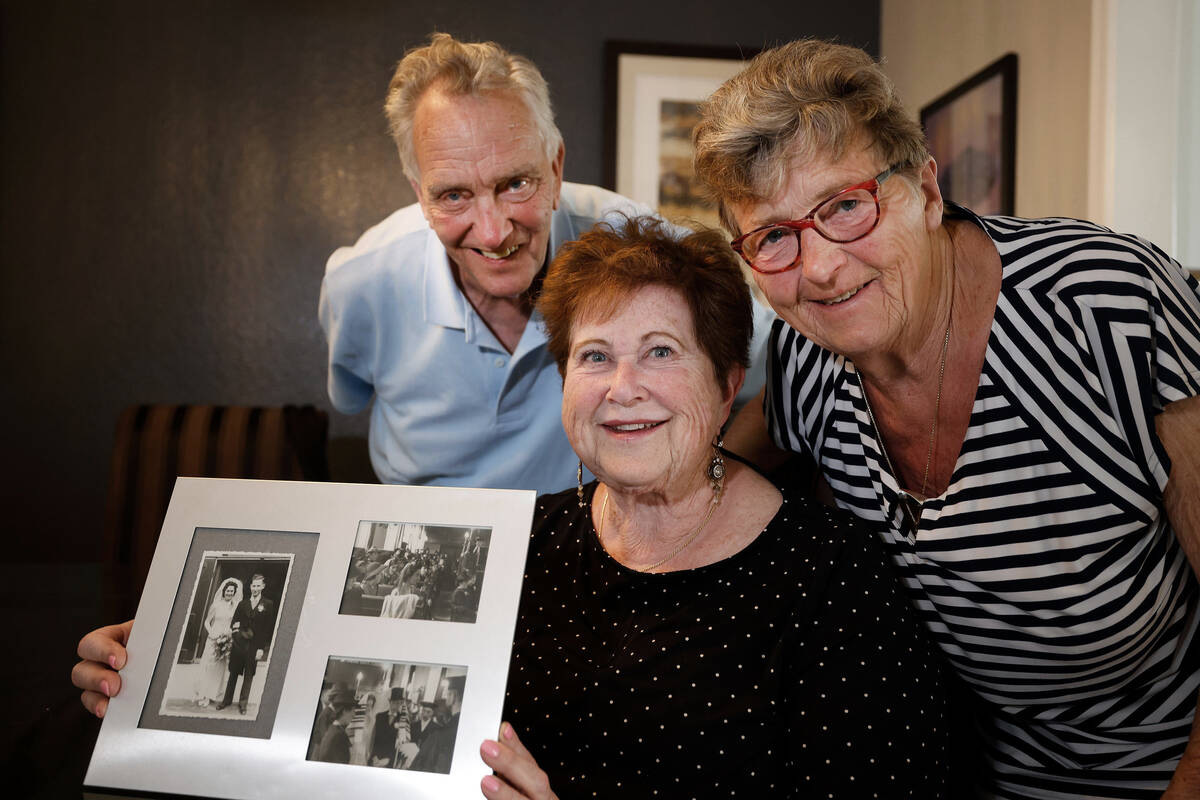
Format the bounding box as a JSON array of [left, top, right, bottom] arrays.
[[195, 577, 241, 707]]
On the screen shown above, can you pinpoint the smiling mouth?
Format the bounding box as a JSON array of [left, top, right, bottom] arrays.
[[817, 283, 867, 306], [476, 244, 520, 259], [604, 421, 665, 432]]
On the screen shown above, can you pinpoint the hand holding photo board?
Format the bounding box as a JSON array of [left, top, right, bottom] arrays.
[[85, 478, 535, 800]]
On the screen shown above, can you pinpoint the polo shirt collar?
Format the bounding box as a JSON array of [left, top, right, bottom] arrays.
[[422, 227, 470, 331], [421, 214, 558, 355]]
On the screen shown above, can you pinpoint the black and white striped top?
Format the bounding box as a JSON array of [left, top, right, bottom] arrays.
[[765, 206, 1200, 799]]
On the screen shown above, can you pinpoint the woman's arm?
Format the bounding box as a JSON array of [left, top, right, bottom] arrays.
[[1157, 395, 1200, 799]]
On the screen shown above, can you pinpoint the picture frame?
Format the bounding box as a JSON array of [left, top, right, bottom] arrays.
[[920, 53, 1018, 216], [604, 41, 757, 229], [85, 478, 535, 800]]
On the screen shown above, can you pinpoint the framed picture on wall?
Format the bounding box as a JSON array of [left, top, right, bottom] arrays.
[[604, 41, 757, 229], [85, 478, 534, 800], [920, 53, 1018, 216]]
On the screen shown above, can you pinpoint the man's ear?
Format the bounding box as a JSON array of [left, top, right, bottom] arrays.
[[550, 142, 565, 211]]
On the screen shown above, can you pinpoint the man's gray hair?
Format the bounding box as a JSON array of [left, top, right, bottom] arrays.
[[384, 33, 563, 181]]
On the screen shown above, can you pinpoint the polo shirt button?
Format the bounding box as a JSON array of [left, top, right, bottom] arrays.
[[494, 357, 505, 367]]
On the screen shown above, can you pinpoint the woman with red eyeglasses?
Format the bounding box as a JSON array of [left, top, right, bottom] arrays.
[[696, 39, 1200, 800]]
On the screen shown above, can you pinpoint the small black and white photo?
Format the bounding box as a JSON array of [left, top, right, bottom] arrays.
[[307, 656, 467, 775], [339, 520, 490, 623], [138, 525, 317, 740], [158, 552, 292, 720]]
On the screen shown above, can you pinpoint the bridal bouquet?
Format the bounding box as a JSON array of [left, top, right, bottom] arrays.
[[214, 632, 232, 660]]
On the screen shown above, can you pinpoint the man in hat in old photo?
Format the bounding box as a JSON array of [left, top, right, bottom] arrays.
[[313, 688, 358, 764], [308, 682, 341, 758], [410, 686, 461, 774], [411, 701, 440, 749], [369, 686, 410, 768]]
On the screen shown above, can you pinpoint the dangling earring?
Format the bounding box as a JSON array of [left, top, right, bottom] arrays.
[[708, 436, 726, 500], [577, 460, 585, 507]]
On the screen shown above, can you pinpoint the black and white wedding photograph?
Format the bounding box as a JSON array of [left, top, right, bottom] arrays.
[[307, 655, 467, 775], [157, 551, 293, 721], [134, 524, 318, 746], [339, 520, 491, 623]]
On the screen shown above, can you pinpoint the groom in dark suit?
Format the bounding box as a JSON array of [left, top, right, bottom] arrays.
[[218, 573, 277, 714]]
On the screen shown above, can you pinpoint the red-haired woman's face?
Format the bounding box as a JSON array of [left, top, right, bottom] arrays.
[[562, 285, 740, 500]]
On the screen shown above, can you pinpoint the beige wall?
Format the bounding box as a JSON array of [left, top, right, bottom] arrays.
[[881, 0, 1094, 220]]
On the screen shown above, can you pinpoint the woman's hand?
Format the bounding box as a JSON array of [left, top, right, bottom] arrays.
[[479, 723, 558, 800], [71, 620, 134, 718]]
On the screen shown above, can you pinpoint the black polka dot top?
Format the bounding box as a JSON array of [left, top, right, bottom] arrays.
[[502, 482, 971, 798]]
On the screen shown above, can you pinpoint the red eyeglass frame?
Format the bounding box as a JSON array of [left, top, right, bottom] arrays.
[[730, 165, 901, 275]]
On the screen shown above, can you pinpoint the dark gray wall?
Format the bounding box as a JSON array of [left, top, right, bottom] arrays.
[[0, 1, 878, 562]]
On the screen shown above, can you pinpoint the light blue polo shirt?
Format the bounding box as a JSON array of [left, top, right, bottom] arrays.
[[319, 182, 771, 493]]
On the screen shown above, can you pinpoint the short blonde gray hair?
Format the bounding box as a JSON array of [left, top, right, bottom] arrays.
[[693, 39, 929, 233], [384, 33, 563, 181]]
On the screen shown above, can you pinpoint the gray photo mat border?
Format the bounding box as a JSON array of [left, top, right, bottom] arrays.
[[139, 528, 317, 738]]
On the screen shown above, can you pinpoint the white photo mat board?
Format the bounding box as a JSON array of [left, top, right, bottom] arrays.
[[85, 477, 535, 800], [613, 51, 750, 228]]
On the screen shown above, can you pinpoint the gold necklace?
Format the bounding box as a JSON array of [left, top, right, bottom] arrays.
[[595, 474, 724, 573], [922, 322, 951, 496], [858, 249, 955, 540], [859, 319, 951, 498]]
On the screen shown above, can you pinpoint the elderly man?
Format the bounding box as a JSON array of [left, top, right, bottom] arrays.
[[319, 33, 769, 492]]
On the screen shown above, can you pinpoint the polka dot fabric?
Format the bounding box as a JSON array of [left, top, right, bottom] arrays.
[[503, 483, 969, 797]]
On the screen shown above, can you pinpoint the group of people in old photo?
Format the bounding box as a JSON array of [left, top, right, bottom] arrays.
[[339, 522, 488, 623], [308, 661, 464, 775]]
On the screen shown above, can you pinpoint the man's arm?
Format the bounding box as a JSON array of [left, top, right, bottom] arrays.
[[317, 262, 378, 415], [1156, 394, 1200, 799], [256, 599, 278, 661]]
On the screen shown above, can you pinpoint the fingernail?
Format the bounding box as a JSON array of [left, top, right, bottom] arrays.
[[95, 699, 107, 719], [482, 775, 501, 792], [502, 723, 515, 740], [101, 680, 111, 697], [482, 740, 500, 758], [108, 654, 118, 669]]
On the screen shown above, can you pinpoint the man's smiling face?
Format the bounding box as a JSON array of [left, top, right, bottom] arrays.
[[409, 87, 564, 307]]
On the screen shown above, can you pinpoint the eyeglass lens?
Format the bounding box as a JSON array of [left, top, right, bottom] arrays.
[[744, 188, 879, 272]]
